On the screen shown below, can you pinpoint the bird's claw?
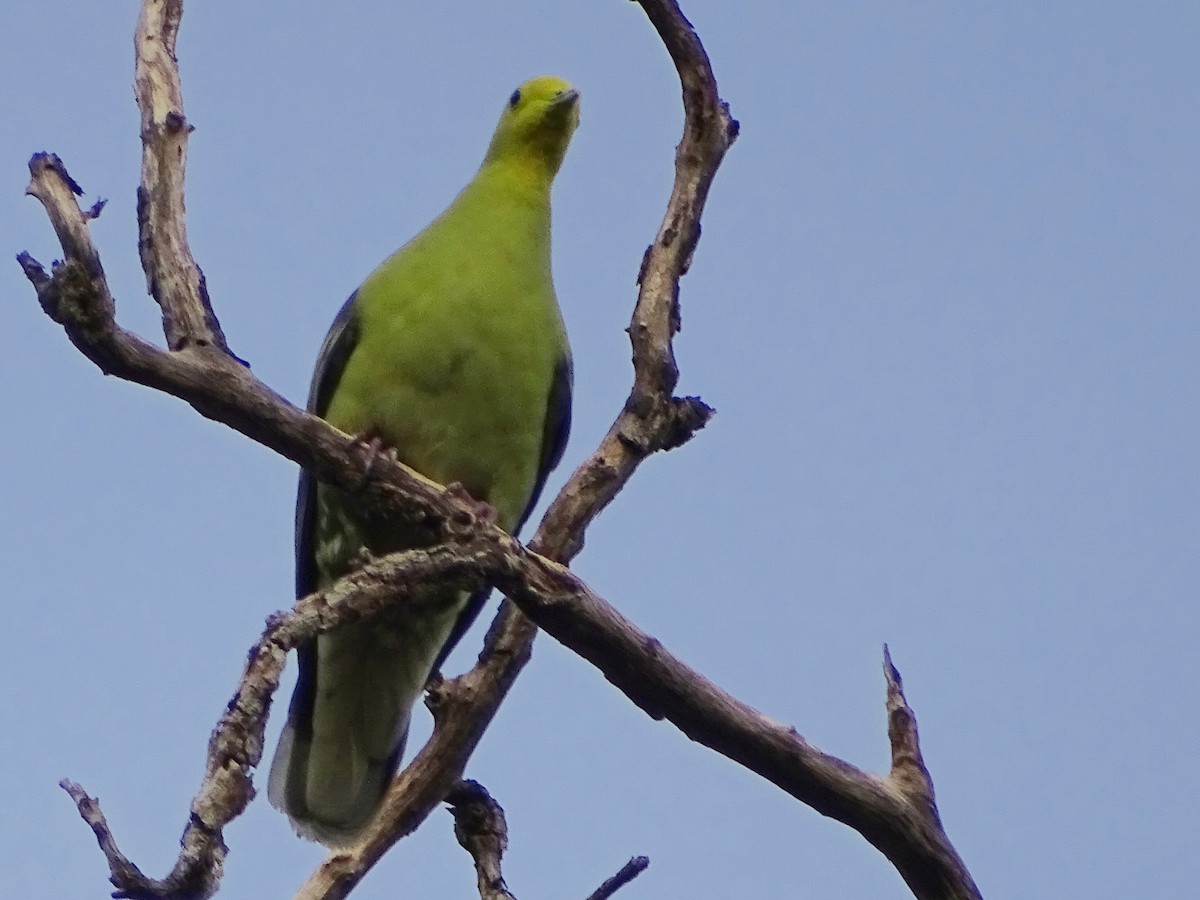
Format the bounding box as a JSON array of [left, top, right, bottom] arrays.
[[444, 482, 498, 528], [347, 431, 397, 490]]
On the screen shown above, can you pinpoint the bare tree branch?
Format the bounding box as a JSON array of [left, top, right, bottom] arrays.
[[135, 0, 230, 354], [18, 0, 984, 899], [445, 781, 649, 900], [21, 153, 456, 536], [885, 644, 937, 804], [495, 548, 984, 900], [446, 781, 517, 900], [60, 781, 161, 900], [585, 856, 650, 900]]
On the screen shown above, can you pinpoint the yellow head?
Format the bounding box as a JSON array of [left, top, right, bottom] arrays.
[[483, 76, 580, 177]]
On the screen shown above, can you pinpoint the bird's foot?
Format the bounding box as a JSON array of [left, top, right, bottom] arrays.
[[444, 482, 498, 529], [347, 430, 398, 490]]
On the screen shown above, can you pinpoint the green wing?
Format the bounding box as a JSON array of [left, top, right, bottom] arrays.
[[433, 352, 573, 671]]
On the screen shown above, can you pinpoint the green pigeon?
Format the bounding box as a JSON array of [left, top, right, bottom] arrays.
[[268, 75, 579, 846]]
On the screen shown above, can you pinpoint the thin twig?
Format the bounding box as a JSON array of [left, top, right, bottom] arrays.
[[885, 644, 937, 807], [585, 856, 650, 900], [60, 781, 156, 900]]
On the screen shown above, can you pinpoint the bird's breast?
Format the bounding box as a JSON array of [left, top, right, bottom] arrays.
[[326, 287, 560, 532]]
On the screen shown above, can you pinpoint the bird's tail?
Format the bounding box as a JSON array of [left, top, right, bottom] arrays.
[[267, 601, 464, 846]]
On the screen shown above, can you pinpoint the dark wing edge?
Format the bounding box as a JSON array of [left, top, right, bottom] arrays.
[[295, 292, 361, 598], [516, 352, 574, 534], [433, 352, 574, 673], [288, 293, 361, 738]]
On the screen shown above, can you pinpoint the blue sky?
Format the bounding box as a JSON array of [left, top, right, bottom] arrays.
[[2, 2, 1197, 898]]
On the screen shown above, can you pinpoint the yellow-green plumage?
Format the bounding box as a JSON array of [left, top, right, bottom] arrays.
[[268, 76, 579, 845]]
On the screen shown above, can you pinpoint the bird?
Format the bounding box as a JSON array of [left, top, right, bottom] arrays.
[[268, 75, 579, 846]]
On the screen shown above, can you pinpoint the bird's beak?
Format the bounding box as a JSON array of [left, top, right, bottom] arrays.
[[552, 88, 580, 109]]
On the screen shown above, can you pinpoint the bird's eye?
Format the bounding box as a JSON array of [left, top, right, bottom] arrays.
[[509, 89, 521, 108]]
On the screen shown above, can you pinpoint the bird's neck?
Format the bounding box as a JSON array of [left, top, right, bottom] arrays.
[[474, 155, 557, 199], [434, 160, 554, 262]]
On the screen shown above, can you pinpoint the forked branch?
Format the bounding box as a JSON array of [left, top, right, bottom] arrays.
[[446, 781, 649, 900]]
